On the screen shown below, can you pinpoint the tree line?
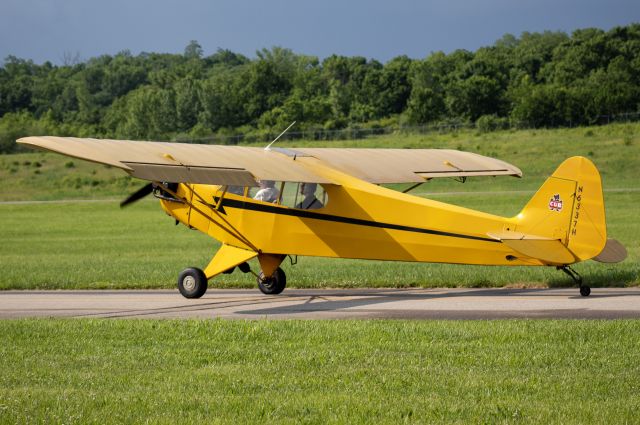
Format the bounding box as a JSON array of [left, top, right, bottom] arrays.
[[1, 24, 639, 153]]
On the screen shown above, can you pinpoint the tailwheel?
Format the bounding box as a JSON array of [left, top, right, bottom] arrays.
[[558, 266, 590, 297], [257, 267, 286, 295], [177, 267, 208, 299]]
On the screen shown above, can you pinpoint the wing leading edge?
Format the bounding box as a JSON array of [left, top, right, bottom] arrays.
[[17, 136, 522, 185]]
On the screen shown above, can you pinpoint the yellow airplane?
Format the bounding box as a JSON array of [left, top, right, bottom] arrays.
[[18, 136, 626, 298]]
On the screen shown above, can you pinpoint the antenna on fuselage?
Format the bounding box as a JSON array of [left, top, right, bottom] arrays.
[[265, 121, 296, 151]]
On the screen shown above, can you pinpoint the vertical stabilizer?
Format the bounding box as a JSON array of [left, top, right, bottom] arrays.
[[515, 156, 607, 262]]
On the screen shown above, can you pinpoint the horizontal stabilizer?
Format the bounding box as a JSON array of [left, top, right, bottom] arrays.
[[593, 239, 627, 263], [488, 232, 577, 265]]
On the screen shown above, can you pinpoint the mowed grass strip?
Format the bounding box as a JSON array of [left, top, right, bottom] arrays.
[[0, 319, 638, 424], [0, 190, 637, 290]]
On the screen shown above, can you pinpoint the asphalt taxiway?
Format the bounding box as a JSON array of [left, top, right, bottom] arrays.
[[1, 287, 639, 319]]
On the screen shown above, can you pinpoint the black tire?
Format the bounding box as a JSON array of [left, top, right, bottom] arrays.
[[177, 267, 208, 299], [257, 267, 286, 295], [579, 285, 591, 297]]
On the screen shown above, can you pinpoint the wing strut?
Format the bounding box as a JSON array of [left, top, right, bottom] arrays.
[[160, 183, 259, 252], [186, 185, 258, 250], [402, 182, 426, 193]]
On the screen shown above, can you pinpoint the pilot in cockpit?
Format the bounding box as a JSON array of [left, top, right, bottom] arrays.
[[253, 180, 279, 203], [295, 183, 323, 209]]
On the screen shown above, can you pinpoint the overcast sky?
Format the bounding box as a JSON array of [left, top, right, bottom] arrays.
[[1, 0, 638, 64]]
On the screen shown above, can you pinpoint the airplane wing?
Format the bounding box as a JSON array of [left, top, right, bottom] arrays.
[[289, 147, 521, 183], [17, 136, 522, 185], [17, 137, 327, 186]]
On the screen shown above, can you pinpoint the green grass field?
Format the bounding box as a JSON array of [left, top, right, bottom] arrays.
[[0, 319, 638, 424], [1, 125, 639, 425], [0, 190, 637, 290], [0, 123, 638, 289]]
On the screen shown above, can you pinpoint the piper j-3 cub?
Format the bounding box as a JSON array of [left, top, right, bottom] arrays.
[[18, 135, 626, 298]]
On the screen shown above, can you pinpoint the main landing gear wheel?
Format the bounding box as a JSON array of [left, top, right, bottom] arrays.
[[178, 267, 208, 299], [257, 267, 286, 295], [579, 285, 591, 297]]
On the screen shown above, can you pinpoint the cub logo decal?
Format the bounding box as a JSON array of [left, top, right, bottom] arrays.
[[549, 194, 563, 212]]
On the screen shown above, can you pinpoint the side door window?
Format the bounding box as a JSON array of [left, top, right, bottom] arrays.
[[293, 183, 326, 210]]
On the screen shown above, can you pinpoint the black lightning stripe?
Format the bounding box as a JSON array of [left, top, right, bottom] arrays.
[[207, 197, 500, 244]]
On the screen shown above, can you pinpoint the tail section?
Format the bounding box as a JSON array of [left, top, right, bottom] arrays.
[[513, 156, 607, 264]]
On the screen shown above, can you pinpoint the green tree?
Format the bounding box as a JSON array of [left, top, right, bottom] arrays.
[[241, 58, 292, 121], [378, 55, 412, 116], [0, 56, 35, 115], [446, 75, 502, 121], [406, 51, 468, 123], [102, 51, 147, 99], [511, 31, 569, 82], [174, 77, 201, 131], [110, 86, 176, 139], [205, 48, 249, 68], [2, 24, 640, 139], [321, 55, 385, 122], [199, 70, 248, 131], [184, 40, 204, 60]]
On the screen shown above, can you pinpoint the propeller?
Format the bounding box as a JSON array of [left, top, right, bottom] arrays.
[[120, 183, 154, 208]]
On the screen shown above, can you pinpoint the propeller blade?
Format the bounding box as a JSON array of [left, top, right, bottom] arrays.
[[120, 183, 154, 208]]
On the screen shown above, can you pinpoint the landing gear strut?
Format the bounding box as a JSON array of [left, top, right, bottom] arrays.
[[558, 266, 590, 297], [177, 252, 288, 298]]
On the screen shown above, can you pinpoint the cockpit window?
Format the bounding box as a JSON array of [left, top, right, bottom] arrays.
[[244, 182, 327, 209], [226, 186, 245, 196], [294, 183, 324, 210], [252, 180, 280, 203]]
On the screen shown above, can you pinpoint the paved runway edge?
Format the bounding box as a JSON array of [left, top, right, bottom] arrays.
[[2, 288, 640, 320]]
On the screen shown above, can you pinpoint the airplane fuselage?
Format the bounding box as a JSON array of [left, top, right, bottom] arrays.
[[160, 157, 543, 267]]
